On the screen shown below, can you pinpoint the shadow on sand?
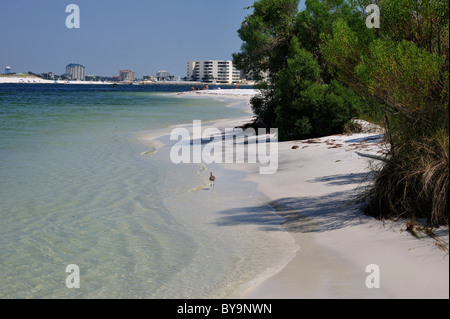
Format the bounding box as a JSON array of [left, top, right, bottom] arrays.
[[214, 173, 372, 234], [306, 172, 374, 187]]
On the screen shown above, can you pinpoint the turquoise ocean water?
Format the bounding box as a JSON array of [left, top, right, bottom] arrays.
[[0, 84, 295, 298]]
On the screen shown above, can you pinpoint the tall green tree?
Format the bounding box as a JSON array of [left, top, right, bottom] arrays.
[[233, 0, 300, 82], [275, 36, 360, 140], [233, 0, 300, 127], [234, 0, 366, 134]]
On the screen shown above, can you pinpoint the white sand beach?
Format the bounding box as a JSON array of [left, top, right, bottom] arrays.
[[177, 89, 449, 299], [178, 88, 258, 98], [232, 132, 449, 299], [0, 75, 111, 85]]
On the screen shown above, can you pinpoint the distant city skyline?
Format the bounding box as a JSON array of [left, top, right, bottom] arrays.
[[1, 1, 307, 78]]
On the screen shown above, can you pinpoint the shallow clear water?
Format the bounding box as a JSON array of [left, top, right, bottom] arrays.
[[0, 84, 295, 298]]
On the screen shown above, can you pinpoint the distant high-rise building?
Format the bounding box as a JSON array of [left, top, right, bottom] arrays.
[[5, 66, 11, 74], [186, 60, 243, 84], [66, 63, 85, 81], [119, 70, 136, 82]]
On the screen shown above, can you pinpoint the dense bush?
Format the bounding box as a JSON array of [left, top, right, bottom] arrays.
[[234, 0, 364, 138], [275, 37, 361, 139], [322, 0, 449, 225]]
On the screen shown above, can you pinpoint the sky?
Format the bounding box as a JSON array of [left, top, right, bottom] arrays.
[[0, 0, 272, 78]]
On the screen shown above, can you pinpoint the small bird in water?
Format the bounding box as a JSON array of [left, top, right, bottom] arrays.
[[209, 172, 216, 188]]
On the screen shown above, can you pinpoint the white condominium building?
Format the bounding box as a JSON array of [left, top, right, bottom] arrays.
[[66, 63, 85, 81], [186, 60, 243, 84]]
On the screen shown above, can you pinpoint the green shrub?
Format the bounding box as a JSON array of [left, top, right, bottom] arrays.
[[275, 37, 361, 140]]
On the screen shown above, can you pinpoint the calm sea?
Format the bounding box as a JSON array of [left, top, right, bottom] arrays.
[[0, 84, 295, 298]]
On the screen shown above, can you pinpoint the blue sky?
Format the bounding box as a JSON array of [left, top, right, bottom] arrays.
[[0, 0, 305, 78]]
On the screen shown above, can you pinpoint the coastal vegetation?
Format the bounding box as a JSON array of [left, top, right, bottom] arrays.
[[233, 0, 449, 226]]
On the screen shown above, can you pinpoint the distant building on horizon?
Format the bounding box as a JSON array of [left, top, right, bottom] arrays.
[[119, 70, 136, 82], [144, 75, 157, 82], [156, 70, 171, 81], [186, 60, 244, 84], [66, 63, 85, 81], [41, 72, 55, 80], [4, 66, 11, 74]]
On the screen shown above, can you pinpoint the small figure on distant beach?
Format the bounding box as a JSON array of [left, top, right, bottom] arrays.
[[209, 172, 216, 188]]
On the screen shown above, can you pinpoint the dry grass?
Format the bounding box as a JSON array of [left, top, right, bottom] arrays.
[[400, 219, 449, 253], [364, 127, 449, 227]]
